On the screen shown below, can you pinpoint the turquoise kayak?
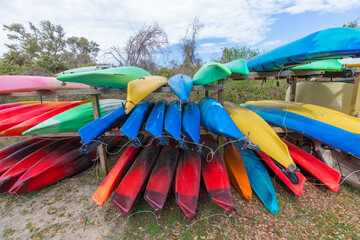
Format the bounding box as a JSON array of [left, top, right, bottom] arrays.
[[168, 74, 193, 103], [193, 62, 231, 85], [224, 59, 249, 75], [247, 27, 360, 72], [236, 141, 279, 214]]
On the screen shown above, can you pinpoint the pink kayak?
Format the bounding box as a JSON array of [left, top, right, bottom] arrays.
[[0, 75, 90, 93]]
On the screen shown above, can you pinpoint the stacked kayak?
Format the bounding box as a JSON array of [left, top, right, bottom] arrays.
[[193, 62, 231, 85]]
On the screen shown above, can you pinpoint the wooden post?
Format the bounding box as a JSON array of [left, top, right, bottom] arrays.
[[91, 94, 108, 176], [290, 77, 297, 102], [205, 90, 209, 97], [350, 73, 360, 117], [218, 80, 225, 156], [54, 95, 60, 102]]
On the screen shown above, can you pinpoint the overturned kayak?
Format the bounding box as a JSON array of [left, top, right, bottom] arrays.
[[175, 146, 201, 219], [236, 141, 279, 214], [224, 140, 252, 200], [145, 101, 166, 138], [0, 101, 40, 111], [112, 139, 162, 216], [23, 99, 125, 135], [168, 74, 193, 102], [0, 138, 40, 160], [201, 135, 233, 212], [144, 138, 180, 212], [193, 62, 231, 85], [164, 101, 182, 141], [125, 76, 168, 114], [182, 101, 200, 144], [224, 59, 249, 75], [198, 98, 245, 140]]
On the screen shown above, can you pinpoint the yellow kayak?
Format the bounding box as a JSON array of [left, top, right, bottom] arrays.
[[224, 102, 295, 169], [125, 76, 168, 114], [247, 100, 360, 135]]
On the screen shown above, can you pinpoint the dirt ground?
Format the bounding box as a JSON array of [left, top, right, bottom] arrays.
[[0, 144, 359, 240]]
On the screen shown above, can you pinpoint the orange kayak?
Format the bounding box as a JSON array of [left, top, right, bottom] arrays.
[[224, 140, 252, 200]]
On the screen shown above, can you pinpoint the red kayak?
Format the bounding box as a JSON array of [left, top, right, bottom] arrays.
[[0, 139, 54, 175], [0, 102, 39, 111], [92, 143, 141, 206], [0, 138, 40, 160], [284, 140, 341, 192], [0, 102, 70, 132], [112, 139, 162, 216], [0, 103, 60, 121], [256, 150, 305, 196], [201, 135, 233, 212], [174, 146, 201, 219], [0, 139, 72, 192], [144, 138, 180, 212], [2, 101, 90, 136]]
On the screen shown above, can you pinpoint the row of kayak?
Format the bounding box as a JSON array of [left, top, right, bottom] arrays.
[[0, 136, 122, 194]]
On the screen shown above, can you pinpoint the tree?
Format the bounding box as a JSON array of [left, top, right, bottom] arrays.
[[62, 37, 100, 68], [179, 17, 204, 67], [219, 46, 261, 63], [343, 18, 359, 29], [105, 22, 168, 71]]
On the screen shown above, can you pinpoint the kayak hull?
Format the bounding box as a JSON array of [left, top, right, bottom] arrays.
[[182, 102, 200, 144], [145, 101, 166, 138], [121, 101, 152, 139], [168, 74, 193, 102], [193, 62, 231, 85], [164, 101, 182, 141]]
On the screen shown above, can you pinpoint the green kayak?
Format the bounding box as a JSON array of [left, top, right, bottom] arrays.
[[56, 65, 111, 76], [56, 67, 151, 89], [224, 59, 250, 75], [193, 62, 231, 85], [290, 59, 343, 72], [23, 99, 125, 135]]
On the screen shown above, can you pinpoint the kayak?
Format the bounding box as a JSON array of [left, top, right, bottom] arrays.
[[285, 82, 353, 114], [56, 66, 151, 89], [0, 103, 60, 121], [193, 62, 231, 85], [247, 100, 360, 135], [168, 74, 193, 102], [256, 150, 305, 196], [236, 141, 279, 214], [164, 101, 182, 141], [9, 137, 121, 195], [56, 65, 111, 76], [224, 140, 252, 200], [201, 135, 233, 212], [23, 99, 125, 135], [198, 98, 245, 140], [144, 138, 180, 212], [224, 102, 295, 169], [0, 75, 89, 93], [125, 76, 168, 114], [0, 138, 40, 160], [0, 139, 53, 175], [175, 146, 201, 219], [0, 102, 70, 132], [121, 101, 152, 140], [182, 101, 200, 144], [145, 101, 166, 138], [290, 59, 343, 71], [247, 27, 360, 71], [2, 101, 89, 136], [284, 140, 341, 192], [78, 106, 126, 144], [112, 139, 162, 216], [224, 59, 250, 75], [0, 101, 39, 111], [242, 104, 360, 159], [92, 142, 142, 206], [0, 139, 71, 192]]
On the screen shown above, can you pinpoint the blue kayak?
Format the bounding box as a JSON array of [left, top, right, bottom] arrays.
[[164, 101, 182, 141], [182, 102, 200, 144], [236, 141, 279, 214], [197, 98, 245, 140], [247, 27, 360, 72], [145, 101, 166, 138], [242, 104, 360, 159], [168, 74, 193, 103], [78, 106, 126, 144], [121, 101, 152, 139]]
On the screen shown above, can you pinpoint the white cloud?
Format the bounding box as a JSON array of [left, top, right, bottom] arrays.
[[0, 0, 359, 62], [262, 40, 282, 48]]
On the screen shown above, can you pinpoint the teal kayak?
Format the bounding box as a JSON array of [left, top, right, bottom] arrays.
[[290, 59, 343, 71], [236, 141, 279, 214], [224, 59, 249, 75], [193, 62, 231, 85], [23, 99, 125, 135], [56, 67, 151, 88]]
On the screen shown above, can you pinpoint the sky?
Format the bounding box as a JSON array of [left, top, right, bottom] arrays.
[[0, 0, 360, 66]]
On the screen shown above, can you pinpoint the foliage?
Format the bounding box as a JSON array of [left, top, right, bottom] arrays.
[[343, 18, 360, 29], [220, 46, 261, 63], [1, 20, 100, 74], [105, 22, 168, 70]]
